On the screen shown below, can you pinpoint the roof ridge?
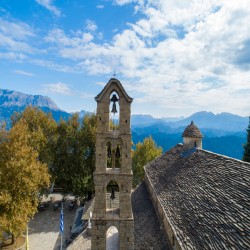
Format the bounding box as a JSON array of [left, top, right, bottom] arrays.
[[198, 148, 250, 165]]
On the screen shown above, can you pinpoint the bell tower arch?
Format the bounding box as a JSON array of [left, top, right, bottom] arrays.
[[92, 78, 134, 250]]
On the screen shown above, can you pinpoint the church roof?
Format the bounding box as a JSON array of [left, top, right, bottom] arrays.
[[95, 78, 133, 102], [144, 144, 250, 249], [182, 121, 203, 138], [132, 182, 170, 249]]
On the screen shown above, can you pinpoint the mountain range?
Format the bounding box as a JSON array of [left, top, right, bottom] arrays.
[[0, 88, 248, 159], [0, 89, 71, 127]]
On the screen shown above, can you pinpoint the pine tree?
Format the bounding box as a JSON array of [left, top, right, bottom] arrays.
[[243, 117, 250, 163]]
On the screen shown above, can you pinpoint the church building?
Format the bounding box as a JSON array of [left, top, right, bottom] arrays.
[[79, 78, 250, 250]]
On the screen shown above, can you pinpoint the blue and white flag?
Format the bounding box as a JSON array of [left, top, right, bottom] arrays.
[[60, 207, 64, 234]]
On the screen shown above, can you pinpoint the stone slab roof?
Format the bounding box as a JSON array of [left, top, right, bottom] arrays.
[[182, 121, 203, 138], [132, 182, 170, 250], [145, 144, 250, 250]]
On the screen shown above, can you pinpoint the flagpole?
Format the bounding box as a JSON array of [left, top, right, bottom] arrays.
[[60, 201, 64, 250], [26, 225, 29, 250]]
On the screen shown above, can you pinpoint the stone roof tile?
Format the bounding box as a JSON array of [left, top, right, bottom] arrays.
[[145, 144, 250, 249], [182, 121, 203, 138]]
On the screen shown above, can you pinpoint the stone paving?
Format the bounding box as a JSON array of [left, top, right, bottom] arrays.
[[28, 194, 76, 250]]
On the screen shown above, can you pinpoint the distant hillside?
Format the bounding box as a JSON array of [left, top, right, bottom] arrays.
[[166, 111, 248, 132], [0, 89, 59, 110], [132, 111, 248, 132], [0, 89, 71, 127], [78, 110, 93, 118], [132, 123, 247, 160]]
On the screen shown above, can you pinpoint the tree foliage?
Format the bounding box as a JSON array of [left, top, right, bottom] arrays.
[[0, 122, 50, 240], [132, 136, 162, 187], [11, 106, 58, 170], [53, 113, 96, 197], [243, 117, 250, 163]]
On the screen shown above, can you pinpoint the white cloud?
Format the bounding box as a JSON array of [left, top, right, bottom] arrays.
[[86, 19, 97, 31], [97, 5, 104, 9], [114, 0, 136, 6], [13, 70, 35, 77], [0, 33, 35, 53], [0, 52, 26, 60], [42, 82, 72, 95], [43, 0, 250, 116], [80, 92, 95, 99], [0, 18, 34, 39], [95, 81, 106, 87], [35, 0, 61, 17], [32, 59, 79, 73], [0, 18, 36, 54], [82, 33, 94, 43]]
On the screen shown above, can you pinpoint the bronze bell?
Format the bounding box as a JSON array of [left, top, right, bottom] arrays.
[[110, 94, 118, 114], [110, 94, 118, 103], [115, 146, 121, 158], [110, 187, 115, 200], [107, 145, 112, 158], [111, 102, 117, 114]]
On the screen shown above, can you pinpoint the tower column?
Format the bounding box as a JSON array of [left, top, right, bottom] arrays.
[[91, 78, 134, 250]]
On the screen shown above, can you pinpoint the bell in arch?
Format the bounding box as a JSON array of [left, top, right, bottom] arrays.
[[110, 187, 115, 200], [107, 145, 112, 158], [111, 102, 117, 114], [110, 94, 119, 114], [115, 146, 121, 158]]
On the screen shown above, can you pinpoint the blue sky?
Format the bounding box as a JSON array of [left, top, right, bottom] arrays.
[[0, 0, 250, 117]]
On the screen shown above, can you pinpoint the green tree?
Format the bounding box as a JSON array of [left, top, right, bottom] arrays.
[[81, 113, 96, 198], [53, 113, 96, 198], [0, 122, 50, 243], [243, 117, 250, 163], [132, 136, 162, 187]]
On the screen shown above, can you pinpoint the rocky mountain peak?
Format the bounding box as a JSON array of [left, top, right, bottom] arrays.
[[0, 89, 60, 110]]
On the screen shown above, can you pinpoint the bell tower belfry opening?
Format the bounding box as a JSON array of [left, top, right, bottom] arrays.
[[92, 78, 134, 250]]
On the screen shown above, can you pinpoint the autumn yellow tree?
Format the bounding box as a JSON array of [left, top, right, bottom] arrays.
[[132, 136, 162, 187], [0, 122, 50, 243], [11, 106, 58, 170]]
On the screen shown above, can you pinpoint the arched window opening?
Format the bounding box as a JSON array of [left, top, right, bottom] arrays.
[[106, 180, 120, 218], [106, 226, 119, 250], [107, 142, 112, 168], [106, 143, 121, 169], [115, 145, 121, 168], [109, 91, 120, 131]]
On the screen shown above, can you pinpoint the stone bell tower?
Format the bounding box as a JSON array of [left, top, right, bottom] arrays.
[[91, 78, 134, 250]]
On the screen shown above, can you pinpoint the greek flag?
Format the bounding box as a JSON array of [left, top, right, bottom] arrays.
[[60, 207, 64, 234]]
